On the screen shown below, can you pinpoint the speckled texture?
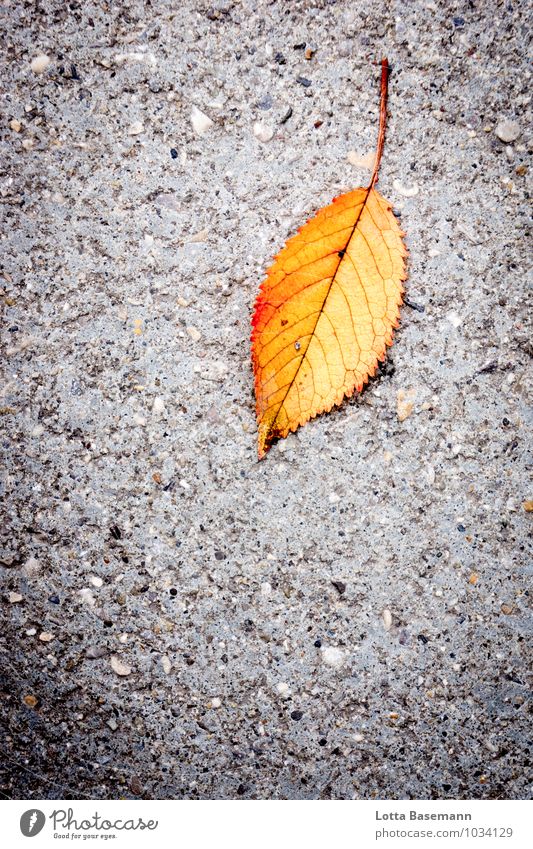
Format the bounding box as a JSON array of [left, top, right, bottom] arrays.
[[1, 0, 531, 800]]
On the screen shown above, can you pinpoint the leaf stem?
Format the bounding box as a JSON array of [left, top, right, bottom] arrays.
[[369, 58, 390, 188]]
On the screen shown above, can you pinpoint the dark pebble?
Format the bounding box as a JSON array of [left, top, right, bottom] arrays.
[[417, 634, 429, 644], [404, 296, 425, 312], [314, 638, 322, 648], [290, 710, 303, 721], [280, 106, 293, 124], [130, 776, 143, 796], [453, 16, 465, 27], [297, 77, 312, 87], [170, 148, 178, 159], [257, 94, 273, 110], [331, 580, 346, 595], [274, 52, 285, 65], [48, 594, 60, 605], [318, 738, 327, 746], [457, 524, 466, 532], [169, 587, 177, 596]]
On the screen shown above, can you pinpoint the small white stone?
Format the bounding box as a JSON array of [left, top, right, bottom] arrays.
[[152, 396, 165, 414], [353, 733, 364, 743], [321, 646, 346, 669], [186, 325, 202, 342], [428, 248, 441, 258], [276, 682, 290, 697], [447, 310, 462, 329], [186, 228, 208, 244], [39, 632, 55, 642], [30, 54, 50, 74], [128, 121, 144, 136], [382, 608, 393, 631], [328, 492, 340, 504], [9, 118, 22, 132], [393, 179, 419, 197], [78, 588, 95, 607], [260, 581, 272, 596], [8, 592, 23, 603], [89, 576, 103, 588], [253, 122, 274, 143], [161, 655, 172, 674], [107, 717, 118, 731], [133, 413, 146, 426], [198, 361, 228, 381], [32, 424, 44, 437], [110, 655, 132, 676], [211, 697, 221, 708], [347, 150, 374, 169], [494, 119, 520, 143], [190, 106, 213, 136], [25, 628, 37, 636]]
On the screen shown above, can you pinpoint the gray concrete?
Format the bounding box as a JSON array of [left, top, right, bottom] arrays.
[[1, 0, 531, 800]]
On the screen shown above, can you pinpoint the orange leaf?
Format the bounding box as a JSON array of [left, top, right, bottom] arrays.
[[251, 59, 408, 458]]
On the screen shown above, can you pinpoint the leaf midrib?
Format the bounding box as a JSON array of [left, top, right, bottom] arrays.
[[267, 187, 372, 437]]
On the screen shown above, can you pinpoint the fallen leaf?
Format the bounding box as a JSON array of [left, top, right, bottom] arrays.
[[251, 59, 407, 458]]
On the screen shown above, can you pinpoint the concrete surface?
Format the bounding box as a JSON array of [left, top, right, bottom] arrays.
[[1, 0, 531, 800]]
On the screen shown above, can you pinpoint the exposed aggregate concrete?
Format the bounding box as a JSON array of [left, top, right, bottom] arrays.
[[1, 0, 531, 800]]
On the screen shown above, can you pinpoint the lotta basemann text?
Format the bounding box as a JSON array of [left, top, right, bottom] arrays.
[[376, 811, 472, 821]]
